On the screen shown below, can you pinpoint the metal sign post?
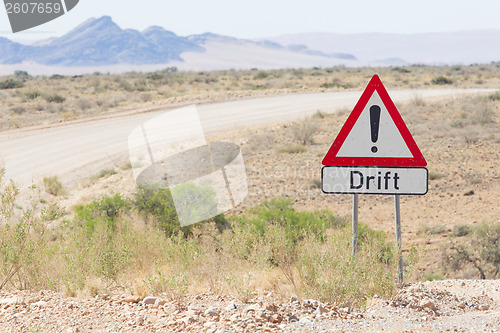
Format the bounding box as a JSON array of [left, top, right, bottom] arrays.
[[394, 195, 403, 285], [352, 194, 359, 256]]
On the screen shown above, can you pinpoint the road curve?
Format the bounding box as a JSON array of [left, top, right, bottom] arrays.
[[0, 89, 495, 188]]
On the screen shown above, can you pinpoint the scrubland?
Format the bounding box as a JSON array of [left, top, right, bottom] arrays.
[[0, 64, 499, 311], [1, 64, 500, 129]]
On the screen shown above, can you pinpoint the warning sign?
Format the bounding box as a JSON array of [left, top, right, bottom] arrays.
[[322, 75, 426, 167]]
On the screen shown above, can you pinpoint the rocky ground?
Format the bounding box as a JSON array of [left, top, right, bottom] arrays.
[[1, 280, 499, 332]]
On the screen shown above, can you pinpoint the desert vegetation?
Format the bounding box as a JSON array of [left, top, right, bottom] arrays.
[[0, 170, 410, 306], [1, 64, 500, 129], [0, 64, 499, 316]]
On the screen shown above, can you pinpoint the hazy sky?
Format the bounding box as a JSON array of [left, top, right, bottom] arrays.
[[1, 0, 499, 40]]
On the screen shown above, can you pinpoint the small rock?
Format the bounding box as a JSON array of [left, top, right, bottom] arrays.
[[290, 296, 300, 303], [225, 303, 237, 311], [299, 318, 312, 325], [136, 317, 144, 326], [0, 298, 18, 309], [420, 299, 437, 312], [464, 190, 474, 196], [457, 301, 466, 309], [204, 308, 219, 316], [304, 299, 321, 307], [154, 298, 166, 307], [142, 296, 157, 305], [32, 301, 48, 308], [180, 316, 197, 325], [65, 328, 80, 333], [270, 313, 283, 324], [246, 304, 260, 312], [479, 305, 489, 311], [265, 303, 278, 312], [338, 300, 352, 309], [288, 315, 299, 323], [316, 306, 328, 315], [187, 305, 201, 315], [120, 296, 140, 303]]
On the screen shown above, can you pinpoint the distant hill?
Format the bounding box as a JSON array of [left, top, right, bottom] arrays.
[[0, 16, 355, 72], [0, 16, 202, 66], [264, 31, 500, 65], [4, 16, 496, 74]]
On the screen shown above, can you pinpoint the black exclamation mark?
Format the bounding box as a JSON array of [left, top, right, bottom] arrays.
[[370, 105, 381, 153]]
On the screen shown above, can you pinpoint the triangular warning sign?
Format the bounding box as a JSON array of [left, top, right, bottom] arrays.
[[322, 75, 426, 167]]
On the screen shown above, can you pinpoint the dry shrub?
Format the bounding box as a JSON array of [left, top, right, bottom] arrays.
[[43, 175, 65, 196], [244, 132, 275, 155], [291, 117, 319, 145], [76, 97, 92, 111], [277, 144, 306, 154]]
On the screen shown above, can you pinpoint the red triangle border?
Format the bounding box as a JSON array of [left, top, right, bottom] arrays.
[[322, 75, 427, 167]]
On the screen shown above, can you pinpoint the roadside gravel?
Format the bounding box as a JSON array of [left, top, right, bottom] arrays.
[[1, 279, 499, 332]]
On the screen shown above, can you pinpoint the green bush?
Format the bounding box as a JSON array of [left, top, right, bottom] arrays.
[[0, 176, 61, 291], [23, 90, 42, 100], [74, 194, 129, 235], [134, 183, 228, 237], [253, 71, 269, 79], [44, 93, 65, 103], [432, 76, 453, 85], [245, 198, 344, 243], [444, 222, 500, 279], [422, 272, 444, 282], [43, 176, 64, 196], [14, 70, 30, 79], [488, 91, 500, 101], [134, 186, 182, 237], [451, 224, 470, 237], [0, 79, 23, 89]]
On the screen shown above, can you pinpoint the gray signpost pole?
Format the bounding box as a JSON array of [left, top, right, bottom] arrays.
[[394, 195, 403, 285], [352, 194, 359, 256]]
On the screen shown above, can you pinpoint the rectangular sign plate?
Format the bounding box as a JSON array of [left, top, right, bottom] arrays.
[[321, 166, 428, 195]]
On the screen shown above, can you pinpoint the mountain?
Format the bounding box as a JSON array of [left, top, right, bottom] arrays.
[[2, 17, 500, 73], [264, 31, 500, 65], [0, 16, 202, 66], [0, 16, 355, 71]]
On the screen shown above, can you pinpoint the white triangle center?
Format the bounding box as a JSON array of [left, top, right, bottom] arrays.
[[337, 91, 413, 158]]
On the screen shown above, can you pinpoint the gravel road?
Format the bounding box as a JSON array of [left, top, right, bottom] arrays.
[[0, 89, 494, 187]]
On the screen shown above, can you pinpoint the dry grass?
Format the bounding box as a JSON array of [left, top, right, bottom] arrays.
[[0, 186, 403, 306], [1, 64, 499, 302], [291, 117, 319, 145], [277, 144, 307, 154]]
